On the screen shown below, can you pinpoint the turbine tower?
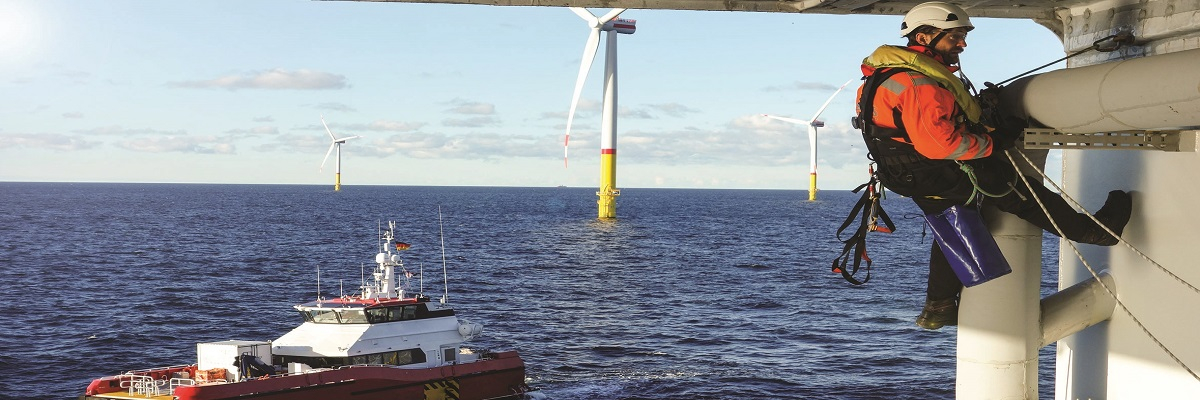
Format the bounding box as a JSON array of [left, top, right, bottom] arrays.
[[564, 7, 636, 219], [763, 79, 853, 201], [319, 116, 361, 192]]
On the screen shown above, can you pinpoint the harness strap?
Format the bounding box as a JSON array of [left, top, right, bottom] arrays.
[[857, 67, 915, 149], [831, 171, 895, 285], [826, 69, 916, 286]]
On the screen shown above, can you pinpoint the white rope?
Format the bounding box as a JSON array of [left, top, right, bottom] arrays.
[[1010, 150, 1200, 295], [1003, 149, 1200, 382]]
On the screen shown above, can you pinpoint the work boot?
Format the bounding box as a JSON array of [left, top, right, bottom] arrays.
[[1080, 190, 1133, 246], [915, 299, 958, 330]]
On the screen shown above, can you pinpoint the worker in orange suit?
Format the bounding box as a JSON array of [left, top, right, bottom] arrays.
[[854, 1, 1133, 330]]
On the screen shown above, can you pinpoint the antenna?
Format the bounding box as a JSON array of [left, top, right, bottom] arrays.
[[438, 206, 449, 304], [316, 264, 321, 302]]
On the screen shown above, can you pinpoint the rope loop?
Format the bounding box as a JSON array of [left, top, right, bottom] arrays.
[[956, 160, 1016, 204]]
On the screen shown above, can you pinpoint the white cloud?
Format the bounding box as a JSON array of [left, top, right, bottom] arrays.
[[75, 125, 188, 136], [365, 120, 425, 132], [0, 133, 103, 151], [315, 102, 355, 112], [646, 103, 701, 117], [114, 136, 235, 154], [446, 100, 495, 115], [170, 69, 347, 90], [323, 120, 427, 132], [762, 81, 841, 93], [442, 116, 499, 128], [225, 126, 279, 135]]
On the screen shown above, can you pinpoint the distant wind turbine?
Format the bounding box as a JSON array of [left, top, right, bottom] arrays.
[[764, 79, 854, 201], [319, 116, 361, 192], [563, 7, 636, 219]]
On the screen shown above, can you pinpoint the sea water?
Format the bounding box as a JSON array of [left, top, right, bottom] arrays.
[[0, 183, 1061, 399]]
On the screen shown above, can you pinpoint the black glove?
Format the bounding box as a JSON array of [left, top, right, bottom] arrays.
[[987, 121, 1024, 150], [976, 83, 1027, 150]]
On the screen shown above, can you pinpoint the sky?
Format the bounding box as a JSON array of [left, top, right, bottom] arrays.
[[0, 0, 1066, 190]]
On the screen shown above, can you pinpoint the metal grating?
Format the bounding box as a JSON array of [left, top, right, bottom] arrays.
[[1021, 129, 1196, 152]]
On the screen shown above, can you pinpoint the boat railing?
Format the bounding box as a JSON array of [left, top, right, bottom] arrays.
[[119, 374, 159, 397], [169, 378, 196, 394]]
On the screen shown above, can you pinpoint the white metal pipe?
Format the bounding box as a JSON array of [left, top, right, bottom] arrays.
[[1040, 271, 1117, 347], [956, 149, 1048, 399], [1004, 48, 1200, 133]]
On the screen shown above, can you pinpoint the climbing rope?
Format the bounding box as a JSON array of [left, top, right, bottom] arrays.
[[956, 161, 1019, 204], [1002, 149, 1200, 382]]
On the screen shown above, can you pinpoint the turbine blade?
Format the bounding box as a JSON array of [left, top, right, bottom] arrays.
[[320, 143, 336, 171], [763, 114, 809, 125], [321, 115, 338, 141], [597, 8, 626, 24], [340, 135, 363, 142], [564, 28, 601, 169], [569, 7, 597, 25], [809, 79, 855, 122]]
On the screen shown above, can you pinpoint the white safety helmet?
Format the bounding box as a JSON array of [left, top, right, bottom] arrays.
[[899, 2, 974, 37]]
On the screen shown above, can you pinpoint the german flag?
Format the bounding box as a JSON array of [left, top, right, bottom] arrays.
[[394, 242, 411, 251]]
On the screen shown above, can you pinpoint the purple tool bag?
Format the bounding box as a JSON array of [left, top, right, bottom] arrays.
[[924, 205, 1012, 287]]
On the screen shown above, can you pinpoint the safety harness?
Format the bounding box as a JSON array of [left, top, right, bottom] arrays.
[[830, 67, 910, 285], [831, 166, 895, 285]]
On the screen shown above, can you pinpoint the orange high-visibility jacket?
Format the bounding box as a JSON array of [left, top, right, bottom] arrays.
[[856, 46, 993, 160]]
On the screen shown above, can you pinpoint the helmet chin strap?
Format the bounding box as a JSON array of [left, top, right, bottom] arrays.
[[926, 31, 948, 50], [924, 31, 958, 66]]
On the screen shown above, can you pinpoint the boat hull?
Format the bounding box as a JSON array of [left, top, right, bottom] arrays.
[[85, 351, 526, 400]]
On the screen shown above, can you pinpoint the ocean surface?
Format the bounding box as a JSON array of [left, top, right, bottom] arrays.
[[0, 183, 1062, 399]]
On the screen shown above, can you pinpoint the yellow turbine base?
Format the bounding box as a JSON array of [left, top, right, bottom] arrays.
[[598, 152, 618, 219], [808, 173, 817, 201], [335, 173, 342, 192]]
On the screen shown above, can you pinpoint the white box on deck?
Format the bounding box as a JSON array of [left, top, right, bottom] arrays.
[[197, 340, 272, 382]]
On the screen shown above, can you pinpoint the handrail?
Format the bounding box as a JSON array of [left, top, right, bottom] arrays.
[[119, 374, 159, 396], [169, 378, 196, 394]]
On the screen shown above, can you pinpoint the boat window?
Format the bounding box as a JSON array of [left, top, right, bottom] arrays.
[[308, 309, 341, 324], [278, 349, 426, 369], [339, 310, 368, 324], [365, 308, 388, 324], [298, 311, 314, 323], [360, 304, 454, 324]]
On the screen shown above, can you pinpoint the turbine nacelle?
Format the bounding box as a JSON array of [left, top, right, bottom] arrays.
[[602, 18, 637, 34]]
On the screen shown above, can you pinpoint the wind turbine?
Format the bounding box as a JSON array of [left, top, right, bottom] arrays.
[[319, 116, 361, 192], [563, 7, 636, 219], [764, 79, 854, 201]]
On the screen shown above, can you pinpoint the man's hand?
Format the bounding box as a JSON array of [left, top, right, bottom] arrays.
[[977, 83, 1027, 150]]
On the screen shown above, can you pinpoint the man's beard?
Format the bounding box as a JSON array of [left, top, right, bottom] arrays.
[[937, 49, 961, 65]]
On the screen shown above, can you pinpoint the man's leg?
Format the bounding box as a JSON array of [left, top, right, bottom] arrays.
[[913, 198, 964, 330], [916, 242, 962, 329], [992, 179, 1132, 246]]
